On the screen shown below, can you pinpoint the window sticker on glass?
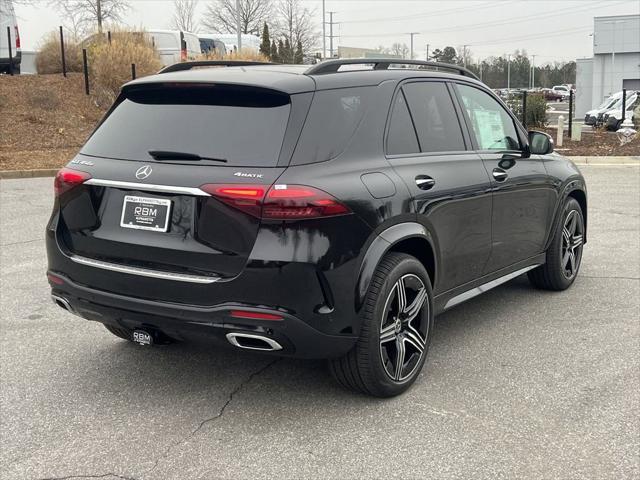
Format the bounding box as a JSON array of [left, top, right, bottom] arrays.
[[473, 110, 506, 149]]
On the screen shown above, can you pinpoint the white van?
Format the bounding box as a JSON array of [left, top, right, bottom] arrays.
[[147, 29, 200, 66], [212, 33, 261, 52], [0, 0, 21, 74]]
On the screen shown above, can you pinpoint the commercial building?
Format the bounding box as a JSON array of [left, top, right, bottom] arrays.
[[575, 14, 640, 117]]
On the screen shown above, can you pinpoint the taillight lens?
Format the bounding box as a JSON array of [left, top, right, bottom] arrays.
[[199, 184, 350, 220], [54, 168, 91, 196], [14, 26, 20, 49], [180, 48, 187, 61]]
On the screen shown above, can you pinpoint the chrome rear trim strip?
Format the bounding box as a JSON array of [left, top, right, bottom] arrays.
[[69, 255, 220, 284], [443, 265, 540, 310], [85, 179, 209, 196]]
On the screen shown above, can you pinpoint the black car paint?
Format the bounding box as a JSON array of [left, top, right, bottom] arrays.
[[46, 65, 587, 359]]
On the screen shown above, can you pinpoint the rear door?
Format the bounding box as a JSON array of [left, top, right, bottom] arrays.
[[148, 32, 179, 65], [453, 82, 556, 273], [57, 83, 296, 285], [385, 80, 492, 294]]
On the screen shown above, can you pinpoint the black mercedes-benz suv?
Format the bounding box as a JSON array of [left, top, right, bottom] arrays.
[[47, 59, 587, 397]]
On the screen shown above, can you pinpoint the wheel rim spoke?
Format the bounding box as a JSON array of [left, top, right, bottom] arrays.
[[395, 277, 407, 313], [404, 330, 425, 353], [394, 337, 406, 381], [569, 251, 576, 274], [379, 324, 396, 344], [572, 234, 583, 248], [403, 287, 427, 321]]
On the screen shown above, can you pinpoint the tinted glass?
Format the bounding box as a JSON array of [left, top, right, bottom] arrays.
[[82, 85, 291, 166], [387, 91, 419, 155], [457, 84, 520, 151], [292, 87, 371, 165], [402, 82, 466, 153]]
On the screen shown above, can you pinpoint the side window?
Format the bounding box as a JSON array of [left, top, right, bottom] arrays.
[[456, 84, 521, 151], [402, 82, 466, 153], [387, 91, 420, 155]]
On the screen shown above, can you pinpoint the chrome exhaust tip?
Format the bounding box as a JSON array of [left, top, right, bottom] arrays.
[[226, 332, 283, 352], [51, 294, 74, 314]]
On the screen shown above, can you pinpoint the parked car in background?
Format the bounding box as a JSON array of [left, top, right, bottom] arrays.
[[0, 0, 21, 74], [542, 88, 564, 102], [584, 91, 623, 126], [213, 33, 260, 52], [47, 58, 587, 397], [147, 30, 200, 66], [551, 85, 572, 99], [604, 91, 638, 130], [198, 34, 227, 56]]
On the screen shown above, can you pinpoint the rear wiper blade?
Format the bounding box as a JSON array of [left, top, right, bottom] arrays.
[[148, 150, 228, 162]]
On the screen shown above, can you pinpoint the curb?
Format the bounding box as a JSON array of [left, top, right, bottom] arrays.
[[1, 156, 639, 179], [566, 156, 640, 165], [0, 169, 59, 179]]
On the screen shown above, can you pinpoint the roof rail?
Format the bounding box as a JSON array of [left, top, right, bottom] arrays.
[[305, 58, 480, 80], [158, 60, 273, 74]]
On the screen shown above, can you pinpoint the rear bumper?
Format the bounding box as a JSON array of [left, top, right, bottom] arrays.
[[0, 52, 21, 66], [48, 271, 357, 359]]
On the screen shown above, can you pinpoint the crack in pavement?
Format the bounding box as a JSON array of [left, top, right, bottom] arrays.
[[1, 238, 43, 247], [35, 358, 280, 480], [143, 358, 281, 477], [581, 275, 640, 280], [38, 473, 138, 480]]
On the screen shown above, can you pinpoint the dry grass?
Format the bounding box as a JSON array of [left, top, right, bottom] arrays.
[[89, 29, 162, 107], [36, 31, 83, 74]]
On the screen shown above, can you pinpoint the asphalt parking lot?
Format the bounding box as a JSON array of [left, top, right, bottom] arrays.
[[1, 165, 639, 480]]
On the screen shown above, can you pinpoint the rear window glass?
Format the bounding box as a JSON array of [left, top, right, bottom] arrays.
[[81, 85, 291, 167], [291, 87, 371, 165]]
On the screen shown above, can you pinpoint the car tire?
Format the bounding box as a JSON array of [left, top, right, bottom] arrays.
[[329, 252, 434, 397], [528, 197, 584, 291], [104, 324, 134, 341]]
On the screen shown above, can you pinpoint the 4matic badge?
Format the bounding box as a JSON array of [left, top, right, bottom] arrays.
[[234, 171, 263, 179]]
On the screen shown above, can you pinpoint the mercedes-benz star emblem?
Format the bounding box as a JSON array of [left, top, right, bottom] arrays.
[[135, 165, 153, 180]]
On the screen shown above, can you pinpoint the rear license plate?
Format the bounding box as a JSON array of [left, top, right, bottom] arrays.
[[120, 195, 172, 232]]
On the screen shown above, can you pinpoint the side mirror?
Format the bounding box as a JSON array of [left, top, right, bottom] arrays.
[[528, 131, 554, 155]]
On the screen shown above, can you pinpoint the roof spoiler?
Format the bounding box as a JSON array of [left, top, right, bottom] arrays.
[[158, 60, 274, 74], [305, 58, 479, 80]]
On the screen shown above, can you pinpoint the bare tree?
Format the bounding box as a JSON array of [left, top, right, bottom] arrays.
[[275, 0, 319, 58], [202, 0, 271, 35], [390, 42, 409, 59], [54, 0, 130, 33], [171, 0, 199, 32]]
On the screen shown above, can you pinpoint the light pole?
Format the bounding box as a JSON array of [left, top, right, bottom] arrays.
[[409, 32, 419, 60], [462, 44, 469, 68], [322, 0, 326, 60], [531, 54, 536, 88], [235, 0, 242, 52], [506, 53, 511, 91]]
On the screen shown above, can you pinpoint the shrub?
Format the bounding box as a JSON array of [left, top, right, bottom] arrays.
[[36, 31, 83, 74], [89, 29, 162, 107], [525, 94, 547, 128]]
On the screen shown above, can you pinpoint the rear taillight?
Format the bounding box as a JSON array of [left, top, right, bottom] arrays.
[[180, 48, 187, 61], [54, 168, 91, 196], [199, 184, 350, 220], [230, 310, 283, 321], [14, 26, 20, 49]]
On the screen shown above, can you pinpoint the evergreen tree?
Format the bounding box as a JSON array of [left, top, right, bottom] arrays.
[[270, 39, 279, 62], [259, 22, 271, 58], [294, 40, 304, 64], [283, 38, 292, 63]]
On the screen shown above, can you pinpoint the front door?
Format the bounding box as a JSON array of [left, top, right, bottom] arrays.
[[453, 83, 556, 274]]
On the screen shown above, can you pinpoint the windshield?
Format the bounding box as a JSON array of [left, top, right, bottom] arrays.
[[81, 84, 291, 166]]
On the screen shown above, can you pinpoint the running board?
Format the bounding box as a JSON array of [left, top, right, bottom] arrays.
[[443, 265, 540, 310]]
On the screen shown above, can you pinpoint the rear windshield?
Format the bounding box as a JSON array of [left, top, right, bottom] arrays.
[[81, 84, 291, 167]]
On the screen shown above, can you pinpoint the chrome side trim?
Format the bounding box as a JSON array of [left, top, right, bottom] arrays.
[[443, 265, 540, 310], [226, 333, 283, 351], [69, 255, 220, 284], [85, 179, 210, 196]]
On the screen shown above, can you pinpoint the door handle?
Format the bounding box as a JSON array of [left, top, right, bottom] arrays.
[[415, 175, 435, 190], [492, 168, 508, 182]]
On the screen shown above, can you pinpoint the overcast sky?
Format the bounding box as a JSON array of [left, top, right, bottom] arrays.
[[15, 0, 640, 62]]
